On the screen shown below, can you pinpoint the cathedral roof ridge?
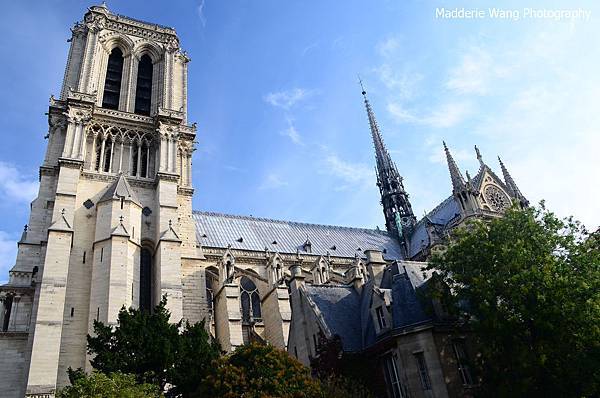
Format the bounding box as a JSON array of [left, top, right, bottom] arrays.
[[306, 283, 355, 290], [412, 195, 456, 230], [192, 210, 390, 235]]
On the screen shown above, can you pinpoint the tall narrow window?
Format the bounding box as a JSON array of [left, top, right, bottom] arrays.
[[131, 144, 139, 177], [140, 248, 152, 312], [140, 142, 148, 178], [414, 352, 432, 390], [1, 295, 13, 332], [102, 48, 124, 110], [240, 276, 261, 323], [376, 306, 387, 330], [383, 354, 407, 398], [103, 137, 112, 172], [134, 55, 153, 115], [453, 340, 474, 386], [95, 137, 103, 171]]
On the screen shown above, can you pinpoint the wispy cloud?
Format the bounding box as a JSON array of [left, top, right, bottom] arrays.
[[374, 64, 423, 100], [445, 47, 494, 95], [322, 153, 373, 190], [387, 101, 472, 128], [259, 173, 289, 190], [196, 0, 207, 27], [376, 37, 401, 58], [0, 162, 38, 203], [280, 118, 303, 146], [0, 231, 17, 284], [302, 41, 320, 56], [263, 88, 315, 110]]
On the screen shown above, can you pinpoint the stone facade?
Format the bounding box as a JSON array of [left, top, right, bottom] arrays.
[[0, 5, 529, 398], [0, 5, 201, 397]]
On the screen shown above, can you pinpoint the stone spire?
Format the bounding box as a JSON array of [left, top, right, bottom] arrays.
[[475, 145, 485, 167], [498, 156, 529, 207], [443, 141, 466, 192], [444, 141, 478, 215], [361, 83, 416, 251]]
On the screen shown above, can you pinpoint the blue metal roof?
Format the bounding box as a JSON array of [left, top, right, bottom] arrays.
[[193, 211, 404, 260]]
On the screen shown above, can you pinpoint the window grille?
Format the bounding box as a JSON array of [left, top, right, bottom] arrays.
[[102, 48, 124, 110]]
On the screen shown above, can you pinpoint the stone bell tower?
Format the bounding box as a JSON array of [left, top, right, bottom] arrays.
[[0, 4, 203, 397]]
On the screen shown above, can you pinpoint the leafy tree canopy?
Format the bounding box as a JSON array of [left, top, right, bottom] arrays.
[[195, 342, 322, 398], [56, 371, 162, 398], [428, 204, 600, 397], [87, 296, 221, 397]]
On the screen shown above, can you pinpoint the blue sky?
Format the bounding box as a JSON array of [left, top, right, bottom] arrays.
[[1, 0, 599, 282]]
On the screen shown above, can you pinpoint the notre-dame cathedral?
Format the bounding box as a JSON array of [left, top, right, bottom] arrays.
[[0, 5, 528, 398]]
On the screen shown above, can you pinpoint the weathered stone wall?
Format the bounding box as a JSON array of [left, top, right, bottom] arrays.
[[0, 333, 29, 398]]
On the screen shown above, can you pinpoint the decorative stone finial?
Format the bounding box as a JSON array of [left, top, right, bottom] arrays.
[[475, 145, 484, 167], [119, 215, 124, 224]]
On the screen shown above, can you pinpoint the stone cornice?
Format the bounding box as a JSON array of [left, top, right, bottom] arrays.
[[177, 187, 194, 196], [85, 7, 179, 46], [58, 158, 83, 169], [94, 107, 154, 127], [81, 171, 156, 189], [156, 172, 179, 183]]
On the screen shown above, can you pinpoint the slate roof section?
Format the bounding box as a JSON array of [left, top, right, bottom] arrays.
[[193, 211, 404, 260], [306, 263, 435, 352], [305, 285, 363, 352], [408, 196, 460, 257]]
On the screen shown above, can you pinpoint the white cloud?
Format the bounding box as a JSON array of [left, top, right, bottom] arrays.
[[280, 118, 303, 146], [263, 88, 314, 110], [302, 41, 320, 56], [376, 37, 401, 58], [0, 162, 38, 203], [424, 102, 472, 128], [375, 64, 423, 100], [196, 0, 207, 27], [323, 154, 373, 190], [445, 47, 493, 95], [387, 101, 472, 128], [259, 173, 289, 190], [0, 231, 17, 285]]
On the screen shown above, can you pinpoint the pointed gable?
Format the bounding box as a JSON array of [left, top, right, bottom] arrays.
[[98, 173, 141, 206]]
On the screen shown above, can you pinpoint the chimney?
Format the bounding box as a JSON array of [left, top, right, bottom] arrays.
[[365, 249, 386, 286]]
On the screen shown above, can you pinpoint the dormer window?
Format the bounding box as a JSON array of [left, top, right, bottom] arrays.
[[134, 55, 153, 115], [102, 48, 124, 110]]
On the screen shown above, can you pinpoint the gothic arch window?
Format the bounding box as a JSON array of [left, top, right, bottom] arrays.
[[103, 137, 113, 172], [95, 136, 103, 171], [131, 143, 139, 176], [102, 47, 124, 110], [134, 54, 153, 115], [140, 248, 152, 312], [239, 276, 261, 323], [140, 141, 149, 178]]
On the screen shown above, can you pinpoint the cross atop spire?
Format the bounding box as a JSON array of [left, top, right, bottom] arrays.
[[443, 141, 466, 192], [360, 81, 416, 254]]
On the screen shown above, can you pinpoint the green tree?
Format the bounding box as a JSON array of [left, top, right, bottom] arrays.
[[195, 342, 322, 398], [56, 371, 163, 398], [428, 204, 600, 397], [87, 297, 220, 397]]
